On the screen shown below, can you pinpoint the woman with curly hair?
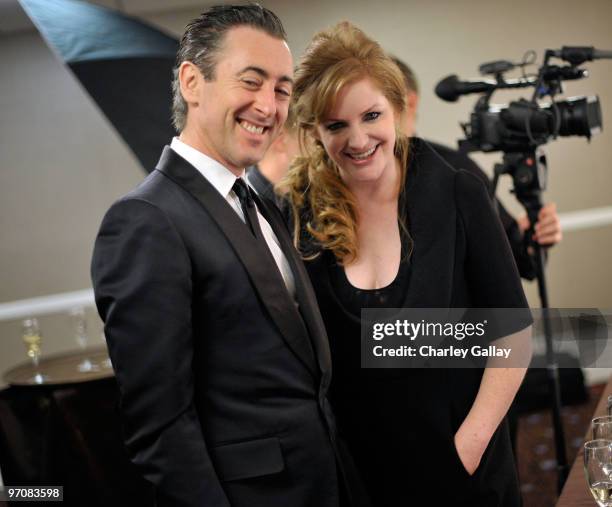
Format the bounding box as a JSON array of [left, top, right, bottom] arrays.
[[279, 21, 532, 506]]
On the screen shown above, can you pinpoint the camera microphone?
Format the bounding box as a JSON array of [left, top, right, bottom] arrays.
[[434, 75, 496, 102]]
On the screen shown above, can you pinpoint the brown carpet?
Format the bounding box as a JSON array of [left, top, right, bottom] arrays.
[[517, 383, 605, 507]]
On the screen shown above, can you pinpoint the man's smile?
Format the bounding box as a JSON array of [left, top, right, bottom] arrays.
[[238, 119, 270, 136]]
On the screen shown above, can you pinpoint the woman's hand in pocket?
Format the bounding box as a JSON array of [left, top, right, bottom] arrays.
[[453, 424, 491, 476]]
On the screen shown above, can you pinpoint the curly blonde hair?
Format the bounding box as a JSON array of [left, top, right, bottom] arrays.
[[278, 21, 411, 264]]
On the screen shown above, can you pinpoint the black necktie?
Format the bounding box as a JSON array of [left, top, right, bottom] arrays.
[[232, 178, 263, 240]]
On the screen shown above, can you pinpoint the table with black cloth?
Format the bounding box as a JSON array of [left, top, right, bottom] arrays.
[[0, 347, 153, 506]]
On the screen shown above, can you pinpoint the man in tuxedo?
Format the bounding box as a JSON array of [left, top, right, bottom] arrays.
[[91, 5, 353, 507]]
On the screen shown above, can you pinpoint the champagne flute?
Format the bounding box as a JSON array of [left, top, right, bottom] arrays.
[[584, 439, 612, 506], [69, 306, 99, 372], [593, 417, 612, 440], [21, 317, 47, 384]]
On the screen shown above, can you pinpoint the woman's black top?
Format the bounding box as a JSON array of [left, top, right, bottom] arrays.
[[328, 238, 411, 315], [294, 138, 532, 507]]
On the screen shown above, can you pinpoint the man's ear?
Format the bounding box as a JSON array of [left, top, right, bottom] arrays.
[[406, 90, 419, 117], [179, 61, 202, 105]]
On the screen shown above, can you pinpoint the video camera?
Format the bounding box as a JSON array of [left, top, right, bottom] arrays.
[[435, 46, 607, 153]]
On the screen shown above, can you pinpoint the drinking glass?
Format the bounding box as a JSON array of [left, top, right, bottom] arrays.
[[584, 439, 612, 506], [70, 307, 99, 372], [21, 317, 47, 384], [593, 417, 612, 440]]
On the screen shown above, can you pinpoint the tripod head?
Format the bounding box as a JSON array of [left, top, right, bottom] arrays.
[[492, 150, 547, 232]]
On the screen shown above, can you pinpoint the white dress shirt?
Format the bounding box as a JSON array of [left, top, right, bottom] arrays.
[[170, 137, 296, 299]]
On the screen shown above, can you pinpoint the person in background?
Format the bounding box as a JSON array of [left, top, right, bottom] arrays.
[[391, 56, 562, 279], [280, 21, 532, 507]]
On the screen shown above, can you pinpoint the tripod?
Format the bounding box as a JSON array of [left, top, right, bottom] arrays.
[[491, 149, 569, 493]]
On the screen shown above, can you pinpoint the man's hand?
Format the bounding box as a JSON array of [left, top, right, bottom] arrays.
[[516, 202, 562, 246]]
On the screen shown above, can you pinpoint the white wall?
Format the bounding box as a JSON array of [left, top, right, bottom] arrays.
[[0, 31, 143, 377], [1, 0, 611, 384]]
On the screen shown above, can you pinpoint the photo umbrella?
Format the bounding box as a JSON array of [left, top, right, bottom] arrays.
[[20, 0, 179, 172]]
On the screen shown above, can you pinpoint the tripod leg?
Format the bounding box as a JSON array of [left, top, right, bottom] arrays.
[[535, 247, 569, 492]]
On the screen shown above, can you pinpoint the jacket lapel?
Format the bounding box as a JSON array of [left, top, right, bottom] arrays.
[[253, 193, 332, 378], [155, 146, 318, 379]]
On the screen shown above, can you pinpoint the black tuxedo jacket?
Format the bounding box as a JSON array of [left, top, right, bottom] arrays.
[[91, 147, 346, 507]]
